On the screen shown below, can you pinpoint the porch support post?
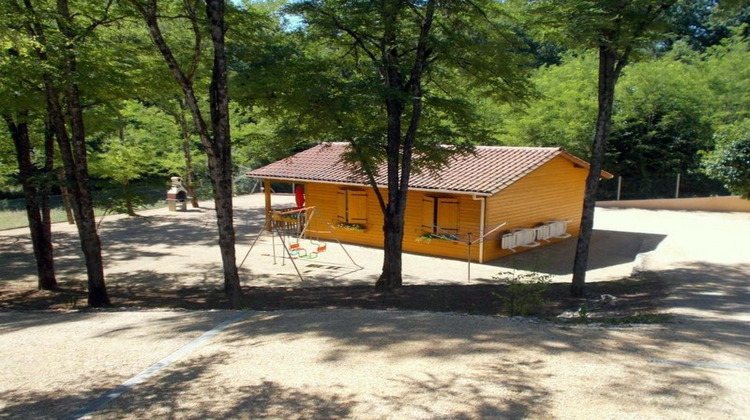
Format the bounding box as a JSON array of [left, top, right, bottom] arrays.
[[264, 178, 272, 232]]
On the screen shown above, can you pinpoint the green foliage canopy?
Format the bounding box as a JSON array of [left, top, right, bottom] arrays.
[[703, 119, 750, 198], [237, 0, 532, 175]]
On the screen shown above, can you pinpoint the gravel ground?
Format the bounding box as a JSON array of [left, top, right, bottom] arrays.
[[0, 194, 748, 419], [0, 194, 659, 294]]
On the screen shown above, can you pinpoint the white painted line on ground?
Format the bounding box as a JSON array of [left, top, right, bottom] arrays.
[[68, 311, 250, 420], [649, 359, 750, 370]]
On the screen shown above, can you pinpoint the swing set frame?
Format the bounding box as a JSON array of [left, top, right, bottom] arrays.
[[239, 206, 363, 281]]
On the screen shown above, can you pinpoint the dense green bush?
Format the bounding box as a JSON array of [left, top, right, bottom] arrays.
[[493, 271, 552, 317]]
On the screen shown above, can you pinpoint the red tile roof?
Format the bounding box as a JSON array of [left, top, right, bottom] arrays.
[[246, 142, 611, 196]]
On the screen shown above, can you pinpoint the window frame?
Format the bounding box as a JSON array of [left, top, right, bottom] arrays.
[[337, 189, 368, 226]]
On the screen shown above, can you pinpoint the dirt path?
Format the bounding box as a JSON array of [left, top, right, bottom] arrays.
[[1, 307, 747, 419]]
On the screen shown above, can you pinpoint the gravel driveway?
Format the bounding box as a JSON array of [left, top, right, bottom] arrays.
[[0, 196, 747, 419]]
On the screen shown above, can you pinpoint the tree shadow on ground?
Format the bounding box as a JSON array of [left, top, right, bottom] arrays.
[[53, 205, 265, 276], [2, 299, 742, 418], [597, 356, 743, 416], [647, 262, 750, 318], [378, 360, 554, 419], [0, 354, 225, 419], [0, 269, 666, 318], [0, 387, 112, 420], [1, 308, 729, 419], [68, 322, 558, 419], [490, 229, 666, 275], [0, 231, 83, 284], [0, 306, 235, 339], [89, 353, 357, 419]]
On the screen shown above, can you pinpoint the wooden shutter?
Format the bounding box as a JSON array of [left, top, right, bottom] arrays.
[[421, 197, 436, 232], [336, 190, 347, 222], [437, 198, 459, 233], [347, 191, 367, 224]]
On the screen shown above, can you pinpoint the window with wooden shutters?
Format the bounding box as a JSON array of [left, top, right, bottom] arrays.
[[347, 191, 367, 224], [337, 189, 367, 225], [422, 196, 459, 234], [437, 198, 459, 233]]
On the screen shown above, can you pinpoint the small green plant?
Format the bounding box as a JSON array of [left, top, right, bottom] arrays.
[[493, 270, 552, 317], [578, 304, 590, 320], [66, 295, 79, 310], [335, 222, 366, 232], [416, 232, 459, 243]]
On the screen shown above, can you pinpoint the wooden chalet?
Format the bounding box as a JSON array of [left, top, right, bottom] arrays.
[[246, 142, 613, 263]]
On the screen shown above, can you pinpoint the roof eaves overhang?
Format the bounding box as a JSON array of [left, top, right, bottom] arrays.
[[482, 149, 616, 196], [245, 174, 492, 197], [558, 151, 614, 179]]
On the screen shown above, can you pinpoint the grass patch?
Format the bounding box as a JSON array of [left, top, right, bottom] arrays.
[[0, 208, 72, 230], [0, 201, 167, 230]]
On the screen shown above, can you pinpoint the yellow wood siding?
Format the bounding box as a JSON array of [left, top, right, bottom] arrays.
[[483, 156, 587, 261], [422, 196, 436, 232], [300, 182, 482, 261]]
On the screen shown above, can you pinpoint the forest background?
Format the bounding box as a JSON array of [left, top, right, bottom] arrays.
[[1, 0, 748, 218]]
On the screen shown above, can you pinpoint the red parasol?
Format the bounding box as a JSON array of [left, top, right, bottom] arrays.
[[295, 185, 305, 208]]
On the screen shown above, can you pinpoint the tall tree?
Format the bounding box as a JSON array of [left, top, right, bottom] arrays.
[[2, 113, 57, 289], [525, 0, 677, 297], [282, 0, 530, 289], [50, 0, 112, 306], [485, 52, 599, 158], [128, 0, 242, 308], [0, 6, 57, 290], [607, 54, 716, 198], [3, 0, 116, 305]]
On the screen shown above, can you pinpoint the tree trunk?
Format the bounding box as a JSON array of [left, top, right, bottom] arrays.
[[206, 0, 242, 308], [124, 191, 137, 216], [571, 46, 624, 298], [4, 113, 57, 290], [42, 118, 55, 228], [52, 0, 109, 306], [377, 204, 405, 289], [56, 167, 75, 224], [134, 0, 242, 307], [17, 0, 108, 304], [47, 85, 109, 306], [175, 103, 199, 207], [372, 0, 433, 290], [375, 64, 405, 290]]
